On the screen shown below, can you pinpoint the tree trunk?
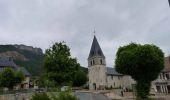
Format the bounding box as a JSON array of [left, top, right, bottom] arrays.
[[136, 81, 151, 100]]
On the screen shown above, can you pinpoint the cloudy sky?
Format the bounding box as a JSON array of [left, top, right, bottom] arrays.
[[0, 0, 170, 67]]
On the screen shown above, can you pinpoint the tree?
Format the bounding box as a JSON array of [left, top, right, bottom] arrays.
[[44, 42, 80, 86], [36, 74, 55, 89], [73, 70, 87, 87], [115, 43, 164, 100], [0, 68, 25, 89]]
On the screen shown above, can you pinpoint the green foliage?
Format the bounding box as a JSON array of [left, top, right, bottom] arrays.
[[80, 67, 88, 74], [44, 42, 80, 86], [31, 92, 79, 100], [31, 93, 51, 100], [0, 68, 25, 89], [0, 45, 17, 52], [51, 91, 79, 100], [115, 43, 164, 99], [136, 81, 151, 100], [36, 74, 55, 88], [14, 49, 44, 76], [73, 70, 87, 87], [15, 71, 25, 85]]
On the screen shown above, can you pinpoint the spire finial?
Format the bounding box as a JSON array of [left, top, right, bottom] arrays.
[[93, 28, 96, 36]]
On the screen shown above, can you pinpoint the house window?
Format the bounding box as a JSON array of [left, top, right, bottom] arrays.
[[100, 59, 102, 64], [93, 60, 95, 65], [165, 74, 170, 80]]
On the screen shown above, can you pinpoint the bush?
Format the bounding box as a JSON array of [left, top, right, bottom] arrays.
[[51, 91, 79, 100], [31, 91, 79, 100], [31, 93, 51, 100]]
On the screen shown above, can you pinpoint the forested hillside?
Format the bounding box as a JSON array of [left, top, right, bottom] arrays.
[[0, 45, 44, 76]]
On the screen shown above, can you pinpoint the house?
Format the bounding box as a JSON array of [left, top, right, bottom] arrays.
[[152, 56, 170, 94], [0, 57, 31, 89], [88, 35, 135, 90]]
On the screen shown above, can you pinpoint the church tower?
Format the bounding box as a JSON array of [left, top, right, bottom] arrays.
[[88, 35, 107, 90]]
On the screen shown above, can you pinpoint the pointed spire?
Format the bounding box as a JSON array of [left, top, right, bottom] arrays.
[[88, 35, 105, 59]]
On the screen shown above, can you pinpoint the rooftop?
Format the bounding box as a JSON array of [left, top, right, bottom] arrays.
[[88, 35, 105, 59], [106, 67, 123, 76], [0, 57, 31, 76]]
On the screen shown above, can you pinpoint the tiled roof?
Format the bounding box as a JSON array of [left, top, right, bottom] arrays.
[[106, 67, 123, 76]]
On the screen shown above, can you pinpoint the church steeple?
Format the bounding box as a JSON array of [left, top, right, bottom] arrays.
[[88, 35, 107, 90], [88, 35, 106, 67], [88, 35, 105, 59]]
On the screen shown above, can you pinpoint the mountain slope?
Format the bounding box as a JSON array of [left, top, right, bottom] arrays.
[[0, 44, 88, 76], [0, 44, 44, 76]]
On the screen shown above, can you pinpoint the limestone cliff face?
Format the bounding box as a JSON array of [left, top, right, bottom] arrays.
[[0, 51, 28, 61], [14, 44, 43, 55], [0, 44, 44, 76]]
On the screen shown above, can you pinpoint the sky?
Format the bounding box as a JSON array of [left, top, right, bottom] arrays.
[[0, 0, 170, 67]]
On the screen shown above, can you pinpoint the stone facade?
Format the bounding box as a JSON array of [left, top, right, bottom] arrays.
[[152, 57, 170, 94], [88, 36, 135, 90]]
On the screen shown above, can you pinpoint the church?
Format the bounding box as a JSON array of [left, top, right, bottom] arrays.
[[88, 35, 135, 90], [87, 35, 170, 94]]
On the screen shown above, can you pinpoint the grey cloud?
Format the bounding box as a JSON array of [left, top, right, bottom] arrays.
[[0, 0, 170, 67]]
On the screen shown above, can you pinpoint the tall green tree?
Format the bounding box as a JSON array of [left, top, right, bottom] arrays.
[[44, 42, 80, 86], [0, 68, 25, 89], [115, 43, 164, 100], [73, 70, 87, 87]]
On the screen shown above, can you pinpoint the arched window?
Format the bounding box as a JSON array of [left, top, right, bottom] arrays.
[[93, 59, 95, 65], [91, 61, 93, 66], [100, 59, 102, 64]]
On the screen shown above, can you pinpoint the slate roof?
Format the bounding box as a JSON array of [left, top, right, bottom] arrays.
[[106, 67, 123, 76], [88, 35, 105, 59], [0, 57, 31, 76], [0, 57, 18, 69], [17, 67, 31, 76]]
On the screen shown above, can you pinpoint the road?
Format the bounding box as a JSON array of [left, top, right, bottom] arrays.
[[75, 92, 112, 100]]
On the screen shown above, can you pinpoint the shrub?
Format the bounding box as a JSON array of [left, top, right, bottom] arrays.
[[30, 93, 51, 100], [51, 91, 79, 100]]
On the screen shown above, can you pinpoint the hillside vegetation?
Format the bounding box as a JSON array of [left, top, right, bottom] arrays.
[[0, 44, 88, 76], [0, 44, 44, 76]]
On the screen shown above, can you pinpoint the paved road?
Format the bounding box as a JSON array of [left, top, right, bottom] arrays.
[[75, 92, 112, 100]]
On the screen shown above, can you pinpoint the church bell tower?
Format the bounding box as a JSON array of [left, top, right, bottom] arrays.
[[88, 35, 106, 90]]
